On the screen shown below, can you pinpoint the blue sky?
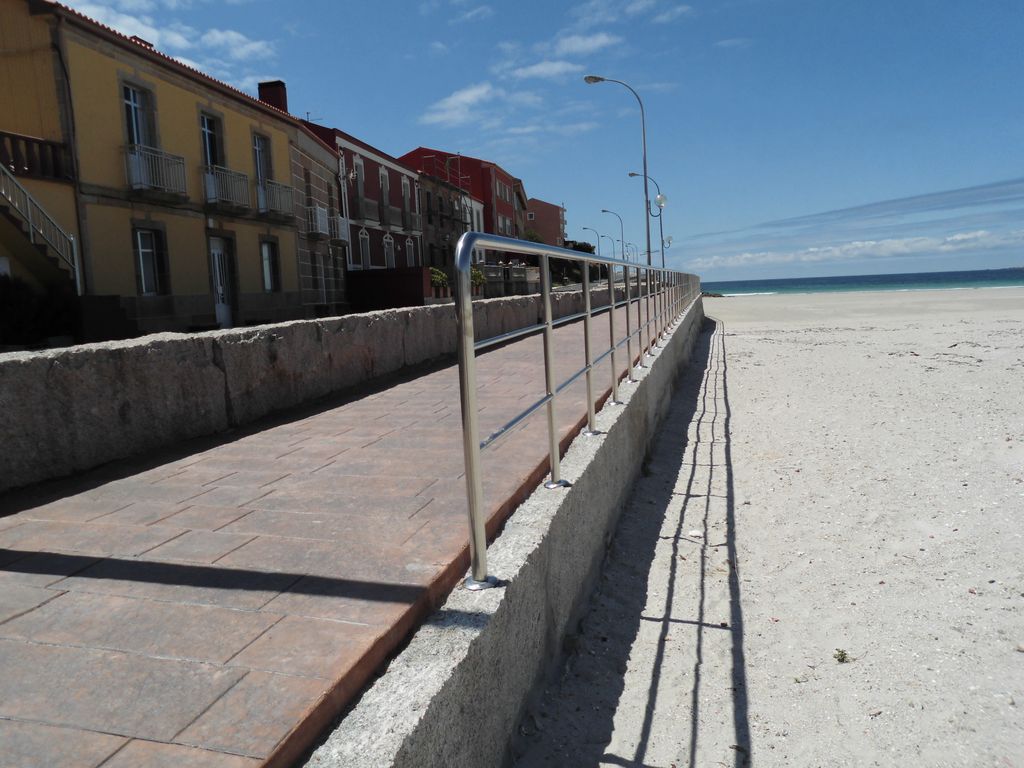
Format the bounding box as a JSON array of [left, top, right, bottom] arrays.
[[69, 0, 1024, 281]]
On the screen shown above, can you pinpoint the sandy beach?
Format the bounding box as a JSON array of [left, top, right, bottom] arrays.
[[513, 287, 1024, 767]]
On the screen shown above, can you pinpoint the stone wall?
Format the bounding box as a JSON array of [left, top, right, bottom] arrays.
[[0, 289, 618, 493]]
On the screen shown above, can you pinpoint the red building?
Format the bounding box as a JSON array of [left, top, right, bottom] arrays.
[[304, 123, 422, 272], [526, 197, 566, 248], [397, 148, 525, 263]]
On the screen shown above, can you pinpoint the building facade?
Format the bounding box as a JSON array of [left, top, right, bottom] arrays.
[[305, 123, 422, 275], [526, 197, 566, 247], [397, 148, 525, 264], [0, 0, 355, 340]]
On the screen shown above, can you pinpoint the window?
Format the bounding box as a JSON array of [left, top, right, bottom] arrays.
[[527, 212, 536, 221], [123, 85, 154, 146], [379, 167, 389, 204], [253, 134, 271, 184], [383, 234, 395, 268], [425, 191, 433, 224], [200, 113, 221, 166], [260, 241, 280, 292], [358, 228, 370, 268], [133, 228, 168, 295], [402, 177, 411, 210], [405, 237, 415, 267]]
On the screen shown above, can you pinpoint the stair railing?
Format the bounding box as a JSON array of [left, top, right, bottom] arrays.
[[0, 161, 81, 294]]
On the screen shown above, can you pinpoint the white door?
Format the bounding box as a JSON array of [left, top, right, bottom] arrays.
[[209, 237, 233, 328]]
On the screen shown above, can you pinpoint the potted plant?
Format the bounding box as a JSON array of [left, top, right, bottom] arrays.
[[430, 267, 449, 298], [470, 266, 486, 297]]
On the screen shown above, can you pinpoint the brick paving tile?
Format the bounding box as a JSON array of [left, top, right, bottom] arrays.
[[176, 671, 328, 759], [0, 296, 684, 765], [54, 558, 297, 610], [0, 719, 127, 768], [0, 639, 245, 741], [227, 615, 382, 678], [146, 504, 253, 531], [218, 508, 428, 543], [102, 740, 261, 768], [0, 521, 185, 557], [0, 592, 279, 663], [0, 584, 62, 623], [145, 530, 257, 564]]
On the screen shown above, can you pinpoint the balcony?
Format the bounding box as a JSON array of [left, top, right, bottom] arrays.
[[402, 209, 422, 232], [305, 205, 330, 238], [124, 144, 187, 196], [382, 205, 402, 229], [2, 130, 72, 181], [354, 195, 379, 223], [328, 210, 350, 244], [204, 165, 250, 208], [256, 179, 294, 217]]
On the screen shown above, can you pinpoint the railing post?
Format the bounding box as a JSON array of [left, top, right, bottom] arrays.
[[636, 266, 647, 367], [624, 264, 635, 379], [582, 260, 598, 434], [455, 239, 496, 590], [607, 264, 621, 403], [541, 253, 570, 489]]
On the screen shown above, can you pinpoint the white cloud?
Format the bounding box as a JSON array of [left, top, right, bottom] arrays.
[[449, 5, 493, 24], [652, 4, 692, 23], [420, 82, 497, 126], [715, 37, 751, 48], [511, 60, 585, 79], [199, 29, 273, 61], [625, 0, 658, 14], [554, 32, 622, 56], [686, 230, 1024, 270], [430, 41, 449, 55]]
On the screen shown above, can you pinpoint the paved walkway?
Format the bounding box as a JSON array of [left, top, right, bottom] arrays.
[[0, 298, 667, 767]]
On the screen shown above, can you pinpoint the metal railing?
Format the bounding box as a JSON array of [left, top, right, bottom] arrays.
[[354, 195, 379, 222], [306, 205, 330, 236], [403, 209, 422, 231], [0, 160, 81, 294], [204, 165, 250, 207], [256, 178, 294, 215], [453, 232, 701, 589], [125, 144, 187, 195], [328, 210, 349, 242]]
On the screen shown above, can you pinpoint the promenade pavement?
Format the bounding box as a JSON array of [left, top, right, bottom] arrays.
[[0, 296, 669, 767]]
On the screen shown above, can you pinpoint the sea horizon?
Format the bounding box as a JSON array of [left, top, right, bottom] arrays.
[[701, 266, 1024, 296]]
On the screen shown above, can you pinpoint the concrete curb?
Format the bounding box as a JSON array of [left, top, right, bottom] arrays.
[[305, 298, 705, 768]]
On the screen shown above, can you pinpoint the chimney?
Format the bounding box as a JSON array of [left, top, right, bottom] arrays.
[[257, 80, 288, 113]]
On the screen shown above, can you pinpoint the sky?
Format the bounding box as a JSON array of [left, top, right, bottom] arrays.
[[66, 0, 1024, 281]]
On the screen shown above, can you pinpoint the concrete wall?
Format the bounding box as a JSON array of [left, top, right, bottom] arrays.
[[0, 288, 619, 493], [304, 296, 705, 768]]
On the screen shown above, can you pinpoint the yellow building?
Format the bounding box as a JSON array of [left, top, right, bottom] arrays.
[[0, 0, 348, 340]]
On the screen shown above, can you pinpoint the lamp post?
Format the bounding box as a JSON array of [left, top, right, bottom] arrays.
[[601, 208, 624, 262], [600, 233, 616, 259], [629, 172, 667, 269], [585, 75, 652, 269], [581, 226, 601, 258]]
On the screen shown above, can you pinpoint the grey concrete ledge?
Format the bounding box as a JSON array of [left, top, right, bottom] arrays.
[[0, 291, 611, 493], [304, 298, 705, 768]]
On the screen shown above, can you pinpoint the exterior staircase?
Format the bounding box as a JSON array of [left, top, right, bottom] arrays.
[[0, 159, 81, 293]]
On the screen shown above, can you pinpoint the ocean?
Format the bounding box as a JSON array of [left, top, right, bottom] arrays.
[[701, 267, 1024, 296]]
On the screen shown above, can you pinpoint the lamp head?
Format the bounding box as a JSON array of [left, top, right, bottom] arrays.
[[584, 75, 605, 84], [600, 208, 610, 213], [655, 193, 667, 208], [628, 172, 640, 178]]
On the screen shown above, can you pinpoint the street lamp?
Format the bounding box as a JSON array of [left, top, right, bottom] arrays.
[[600, 234, 616, 259], [629, 172, 667, 268], [601, 208, 624, 263], [585, 75, 653, 268], [581, 226, 601, 257]]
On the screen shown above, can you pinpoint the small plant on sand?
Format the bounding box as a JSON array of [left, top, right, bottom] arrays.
[[833, 648, 850, 663]]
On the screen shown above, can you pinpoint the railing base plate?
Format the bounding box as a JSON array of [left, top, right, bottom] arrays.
[[464, 575, 500, 591], [544, 479, 572, 490]]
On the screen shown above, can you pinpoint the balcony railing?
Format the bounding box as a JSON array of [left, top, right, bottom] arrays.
[[256, 178, 294, 215], [354, 195, 379, 223], [125, 144, 187, 195], [306, 205, 330, 237], [204, 165, 250, 207], [402, 209, 422, 231], [328, 211, 349, 243], [1, 131, 72, 181]]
